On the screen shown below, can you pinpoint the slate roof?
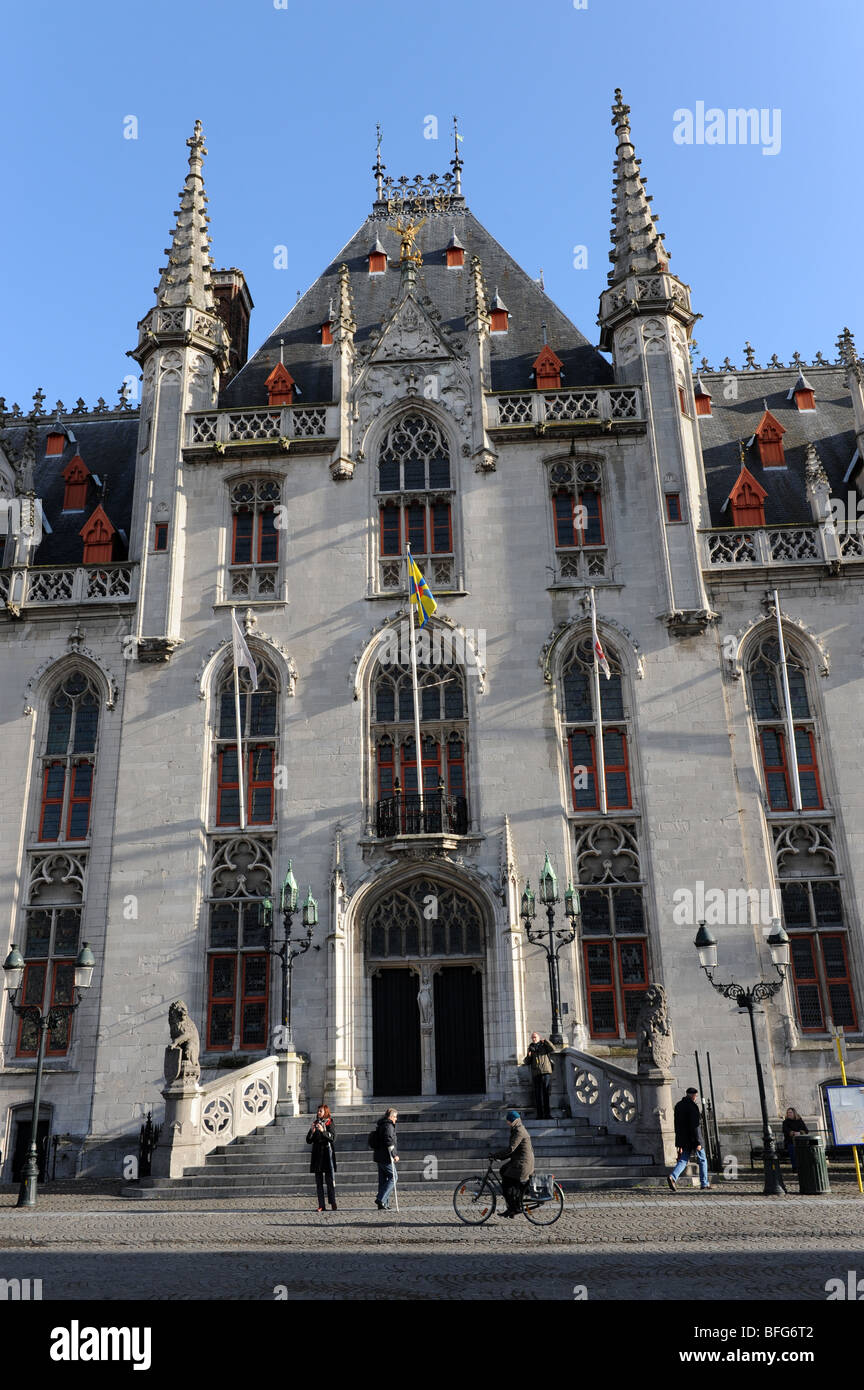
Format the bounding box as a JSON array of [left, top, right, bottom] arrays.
[[0, 415, 139, 565], [696, 367, 857, 526], [220, 207, 613, 408]]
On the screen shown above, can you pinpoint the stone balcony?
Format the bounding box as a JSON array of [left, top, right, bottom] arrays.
[[1, 563, 138, 614], [702, 524, 864, 573], [184, 404, 337, 457], [487, 385, 644, 435]]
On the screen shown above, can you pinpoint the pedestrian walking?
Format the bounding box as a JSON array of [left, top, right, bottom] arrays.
[[524, 1031, 556, 1119], [667, 1087, 711, 1191], [492, 1109, 535, 1217], [306, 1104, 337, 1211], [782, 1107, 808, 1172], [372, 1107, 399, 1211]]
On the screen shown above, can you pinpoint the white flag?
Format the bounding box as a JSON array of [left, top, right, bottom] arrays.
[[231, 608, 258, 691], [590, 589, 611, 680]]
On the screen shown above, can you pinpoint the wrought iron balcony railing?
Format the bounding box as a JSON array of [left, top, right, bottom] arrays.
[[375, 790, 469, 838]]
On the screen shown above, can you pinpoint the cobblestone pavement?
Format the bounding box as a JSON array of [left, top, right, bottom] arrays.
[[0, 1186, 861, 1299]]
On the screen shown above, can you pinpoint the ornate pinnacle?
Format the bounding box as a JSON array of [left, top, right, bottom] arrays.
[[32, 387, 46, 417], [373, 122, 386, 200], [791, 350, 803, 369], [804, 441, 829, 495], [467, 254, 490, 328], [604, 87, 672, 290], [612, 87, 631, 132], [837, 327, 862, 382], [743, 341, 758, 369], [451, 115, 463, 196], [334, 263, 356, 337]]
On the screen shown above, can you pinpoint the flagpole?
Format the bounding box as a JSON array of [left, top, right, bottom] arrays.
[[773, 589, 802, 813], [590, 588, 607, 815], [406, 546, 425, 826]]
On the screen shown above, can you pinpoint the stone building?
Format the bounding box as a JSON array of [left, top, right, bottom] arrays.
[[1, 93, 862, 1178]]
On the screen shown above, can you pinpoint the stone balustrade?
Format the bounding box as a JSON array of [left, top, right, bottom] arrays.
[[488, 385, 643, 429], [703, 524, 864, 570], [152, 1054, 285, 1179], [186, 404, 335, 447], [1, 563, 137, 610], [561, 1046, 676, 1165]]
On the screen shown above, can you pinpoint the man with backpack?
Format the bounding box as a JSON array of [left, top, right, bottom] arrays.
[[524, 1032, 556, 1119], [370, 1107, 399, 1210]]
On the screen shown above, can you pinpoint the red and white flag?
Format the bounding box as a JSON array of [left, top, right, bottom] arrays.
[[590, 589, 611, 680]]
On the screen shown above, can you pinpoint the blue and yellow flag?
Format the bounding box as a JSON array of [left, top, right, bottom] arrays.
[[407, 549, 437, 627]]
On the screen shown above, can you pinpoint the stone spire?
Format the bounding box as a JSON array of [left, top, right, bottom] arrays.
[[466, 254, 490, 330], [333, 262, 356, 338], [155, 120, 216, 311], [607, 89, 670, 286]]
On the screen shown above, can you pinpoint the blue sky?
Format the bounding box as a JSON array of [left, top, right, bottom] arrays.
[[1, 0, 860, 409]]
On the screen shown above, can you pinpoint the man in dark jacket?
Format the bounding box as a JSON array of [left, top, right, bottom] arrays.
[[524, 1032, 556, 1119], [493, 1109, 535, 1216], [373, 1108, 399, 1210], [668, 1087, 710, 1190]]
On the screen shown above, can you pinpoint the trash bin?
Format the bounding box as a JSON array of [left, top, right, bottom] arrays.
[[796, 1134, 830, 1194]]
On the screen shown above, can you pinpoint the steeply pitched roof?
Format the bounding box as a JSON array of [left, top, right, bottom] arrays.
[[0, 415, 139, 564], [220, 208, 612, 408], [697, 367, 856, 526]]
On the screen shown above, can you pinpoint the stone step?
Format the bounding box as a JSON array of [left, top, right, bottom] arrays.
[[126, 1171, 665, 1200]]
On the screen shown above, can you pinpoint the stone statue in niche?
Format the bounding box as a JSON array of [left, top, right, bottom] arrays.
[[164, 1000, 201, 1086]]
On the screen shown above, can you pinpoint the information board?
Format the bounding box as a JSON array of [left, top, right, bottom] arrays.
[[825, 1085, 864, 1146]]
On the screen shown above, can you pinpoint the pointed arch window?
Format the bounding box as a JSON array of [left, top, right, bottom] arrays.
[[228, 478, 281, 600], [17, 853, 87, 1057], [561, 638, 631, 812], [548, 458, 608, 582], [573, 822, 649, 1039], [747, 635, 823, 811], [37, 672, 100, 842], [376, 413, 455, 591], [214, 656, 279, 827], [371, 651, 468, 836], [205, 836, 273, 1051]]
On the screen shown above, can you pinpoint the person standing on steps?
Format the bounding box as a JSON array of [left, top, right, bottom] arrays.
[[493, 1109, 535, 1217], [524, 1032, 556, 1119], [306, 1104, 337, 1211], [373, 1107, 399, 1210], [667, 1087, 711, 1191]]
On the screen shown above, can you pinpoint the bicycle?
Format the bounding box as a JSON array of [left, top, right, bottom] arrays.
[[453, 1156, 564, 1226]]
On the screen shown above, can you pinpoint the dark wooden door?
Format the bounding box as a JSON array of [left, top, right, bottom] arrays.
[[372, 969, 421, 1096], [434, 967, 485, 1094], [12, 1120, 50, 1182]]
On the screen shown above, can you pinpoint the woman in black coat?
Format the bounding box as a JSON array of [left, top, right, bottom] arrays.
[[306, 1105, 337, 1211], [782, 1107, 808, 1172]]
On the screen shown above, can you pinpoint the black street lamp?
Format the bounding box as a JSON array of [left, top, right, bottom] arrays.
[[3, 941, 96, 1209], [520, 853, 580, 1046], [261, 860, 317, 1052], [694, 918, 791, 1196]]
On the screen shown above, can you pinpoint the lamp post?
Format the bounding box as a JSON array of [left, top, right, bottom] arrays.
[[3, 941, 96, 1209], [261, 860, 317, 1052], [520, 853, 580, 1047], [693, 918, 791, 1196]]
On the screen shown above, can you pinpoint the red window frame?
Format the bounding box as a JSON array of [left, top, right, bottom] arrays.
[[446, 736, 465, 799], [789, 934, 858, 1034], [207, 954, 236, 1050], [380, 504, 401, 557], [257, 508, 278, 564], [665, 493, 682, 522], [66, 762, 94, 840], [39, 762, 66, 841], [16, 962, 75, 1057], [759, 727, 823, 811], [568, 729, 632, 811], [583, 939, 647, 1039], [377, 741, 396, 799], [554, 490, 604, 548], [678, 386, 688, 415], [217, 747, 274, 826], [154, 523, 168, 552], [239, 953, 269, 1049], [217, 749, 240, 826], [400, 738, 441, 795], [431, 501, 453, 554], [232, 510, 254, 565]]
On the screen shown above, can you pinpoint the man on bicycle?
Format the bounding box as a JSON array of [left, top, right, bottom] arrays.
[[493, 1109, 534, 1217]]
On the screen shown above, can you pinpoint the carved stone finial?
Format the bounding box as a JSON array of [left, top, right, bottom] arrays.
[[32, 387, 46, 416], [743, 341, 758, 369], [635, 983, 674, 1075], [804, 441, 830, 496], [164, 1000, 201, 1086]]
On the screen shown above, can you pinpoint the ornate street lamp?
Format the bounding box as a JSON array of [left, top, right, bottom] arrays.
[[693, 918, 790, 1196], [261, 860, 317, 1052], [520, 854, 580, 1046], [3, 941, 96, 1209]]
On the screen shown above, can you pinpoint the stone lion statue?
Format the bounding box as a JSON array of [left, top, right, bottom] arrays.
[[164, 1000, 201, 1086], [635, 983, 674, 1075]]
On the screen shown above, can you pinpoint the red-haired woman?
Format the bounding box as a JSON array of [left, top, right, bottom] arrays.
[[306, 1105, 337, 1211]]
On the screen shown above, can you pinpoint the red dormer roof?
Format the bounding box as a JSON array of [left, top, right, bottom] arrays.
[[532, 345, 564, 390], [754, 409, 786, 467], [727, 465, 767, 526], [80, 504, 116, 563], [265, 363, 296, 406]]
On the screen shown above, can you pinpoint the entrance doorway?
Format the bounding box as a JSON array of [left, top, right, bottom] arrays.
[[11, 1117, 50, 1183], [366, 877, 487, 1097]]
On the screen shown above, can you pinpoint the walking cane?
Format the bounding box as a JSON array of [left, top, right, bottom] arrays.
[[389, 1144, 399, 1213]]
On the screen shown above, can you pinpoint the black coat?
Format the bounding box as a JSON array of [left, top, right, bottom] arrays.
[[306, 1119, 337, 1175], [373, 1117, 398, 1165], [782, 1116, 808, 1143], [673, 1097, 704, 1150]]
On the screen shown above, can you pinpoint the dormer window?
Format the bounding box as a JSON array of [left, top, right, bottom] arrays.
[[46, 432, 66, 456], [789, 372, 815, 412], [265, 363, 295, 407], [62, 456, 90, 512], [445, 231, 465, 269], [694, 375, 712, 416], [321, 321, 333, 345], [533, 345, 563, 392], [728, 465, 767, 527], [754, 409, 786, 467], [368, 239, 387, 274], [490, 290, 508, 334], [80, 505, 116, 564]]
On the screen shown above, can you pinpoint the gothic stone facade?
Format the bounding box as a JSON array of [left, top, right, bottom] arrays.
[[1, 99, 862, 1177]]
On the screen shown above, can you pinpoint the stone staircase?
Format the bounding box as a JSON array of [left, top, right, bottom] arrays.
[[127, 1097, 666, 1200]]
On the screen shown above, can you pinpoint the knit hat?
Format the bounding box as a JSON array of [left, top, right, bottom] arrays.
[[505, 1109, 521, 1121]]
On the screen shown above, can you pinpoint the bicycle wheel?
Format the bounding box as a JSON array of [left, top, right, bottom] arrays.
[[521, 1181, 564, 1226], [453, 1175, 497, 1225]]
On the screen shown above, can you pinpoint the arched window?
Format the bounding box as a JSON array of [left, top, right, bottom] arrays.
[[367, 880, 484, 959], [205, 836, 272, 1052], [561, 637, 631, 812], [214, 656, 279, 827], [228, 478, 281, 599], [376, 413, 455, 591], [38, 671, 100, 842], [17, 852, 87, 1058], [573, 822, 649, 1040], [549, 457, 607, 582], [372, 653, 468, 836], [747, 634, 823, 811]]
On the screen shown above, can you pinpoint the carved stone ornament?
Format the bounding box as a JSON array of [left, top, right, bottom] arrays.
[[24, 650, 119, 715], [164, 1000, 201, 1086], [634, 983, 674, 1076], [371, 296, 449, 363]]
